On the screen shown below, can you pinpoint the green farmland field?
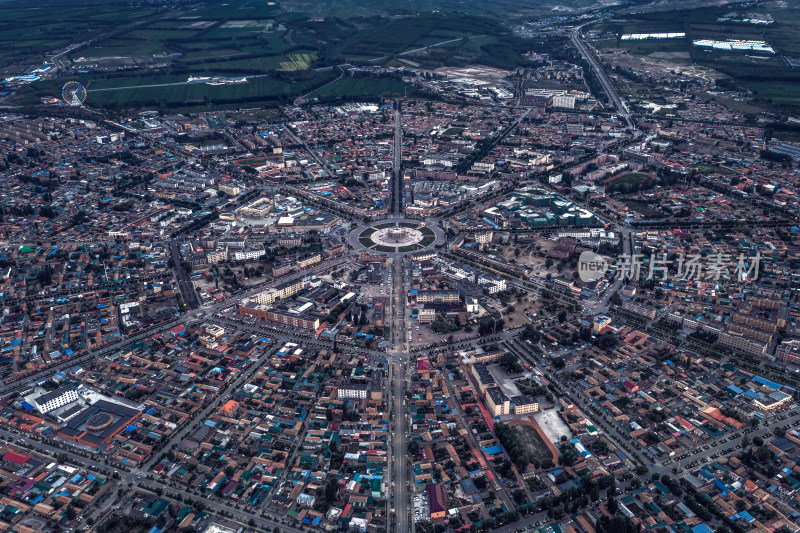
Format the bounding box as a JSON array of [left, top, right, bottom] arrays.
[[89, 73, 333, 108], [311, 77, 412, 99], [605, 172, 655, 190], [0, 0, 156, 68], [197, 51, 317, 72], [16, 70, 338, 111]]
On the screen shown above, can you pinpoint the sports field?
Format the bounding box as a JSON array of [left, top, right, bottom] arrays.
[[604, 172, 655, 192]]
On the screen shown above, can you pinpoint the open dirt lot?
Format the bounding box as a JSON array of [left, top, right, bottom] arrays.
[[408, 319, 476, 347], [603, 48, 726, 82], [510, 421, 558, 466], [488, 240, 572, 283], [534, 408, 573, 444]]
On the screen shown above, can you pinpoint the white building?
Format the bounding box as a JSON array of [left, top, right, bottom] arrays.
[[337, 383, 368, 400], [470, 161, 495, 174], [423, 156, 453, 168], [32, 387, 79, 414], [475, 232, 493, 244], [236, 197, 272, 218], [478, 276, 507, 294], [419, 308, 436, 323], [232, 248, 266, 261], [552, 95, 576, 109]]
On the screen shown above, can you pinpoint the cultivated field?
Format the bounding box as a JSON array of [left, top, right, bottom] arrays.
[[4, 0, 562, 110], [592, 4, 800, 111], [0, 0, 156, 71]]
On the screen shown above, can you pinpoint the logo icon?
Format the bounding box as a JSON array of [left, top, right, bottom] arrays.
[[577, 251, 608, 282]]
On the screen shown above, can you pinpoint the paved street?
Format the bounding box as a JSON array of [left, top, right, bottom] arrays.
[[392, 105, 403, 214], [10, 211, 797, 533], [391, 358, 409, 533], [442, 368, 517, 513], [0, 425, 305, 533], [570, 23, 633, 131], [170, 239, 198, 309], [0, 318, 181, 394], [2, 54, 790, 533]]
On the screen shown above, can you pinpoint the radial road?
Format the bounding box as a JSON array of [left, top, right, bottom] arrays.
[[570, 24, 633, 131]]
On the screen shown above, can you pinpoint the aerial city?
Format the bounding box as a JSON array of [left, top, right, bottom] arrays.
[[1, 0, 800, 532]]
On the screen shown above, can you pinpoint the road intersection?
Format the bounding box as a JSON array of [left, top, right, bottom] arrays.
[[2, 40, 779, 530]]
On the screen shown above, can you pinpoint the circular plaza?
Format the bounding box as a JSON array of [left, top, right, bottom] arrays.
[[351, 220, 442, 254], [373, 225, 424, 247]]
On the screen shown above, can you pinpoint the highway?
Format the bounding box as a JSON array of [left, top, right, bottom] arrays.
[[582, 226, 633, 316], [169, 240, 199, 309], [391, 358, 409, 533], [384, 362, 395, 533], [392, 258, 407, 352], [392, 105, 403, 214], [570, 24, 633, 131], [391, 256, 411, 533], [368, 35, 487, 63]]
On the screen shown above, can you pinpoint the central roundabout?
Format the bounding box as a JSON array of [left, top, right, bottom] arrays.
[[372, 225, 423, 247], [351, 220, 442, 254]]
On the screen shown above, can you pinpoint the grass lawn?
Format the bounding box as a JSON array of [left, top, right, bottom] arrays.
[[747, 80, 800, 108], [398, 244, 422, 252], [0, 0, 156, 66], [234, 157, 268, 167], [623, 201, 663, 219], [17, 69, 337, 111], [593, 4, 800, 112], [605, 172, 655, 190], [197, 51, 317, 72], [692, 164, 734, 176], [311, 77, 412, 99]]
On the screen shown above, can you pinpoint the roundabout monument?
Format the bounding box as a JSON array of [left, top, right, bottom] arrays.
[[372, 224, 424, 247], [350, 219, 443, 254]]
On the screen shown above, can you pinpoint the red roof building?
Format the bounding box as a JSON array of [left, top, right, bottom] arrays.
[[3, 451, 30, 465]]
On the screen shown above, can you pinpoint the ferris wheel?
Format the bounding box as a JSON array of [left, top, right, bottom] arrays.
[[61, 81, 87, 106]]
